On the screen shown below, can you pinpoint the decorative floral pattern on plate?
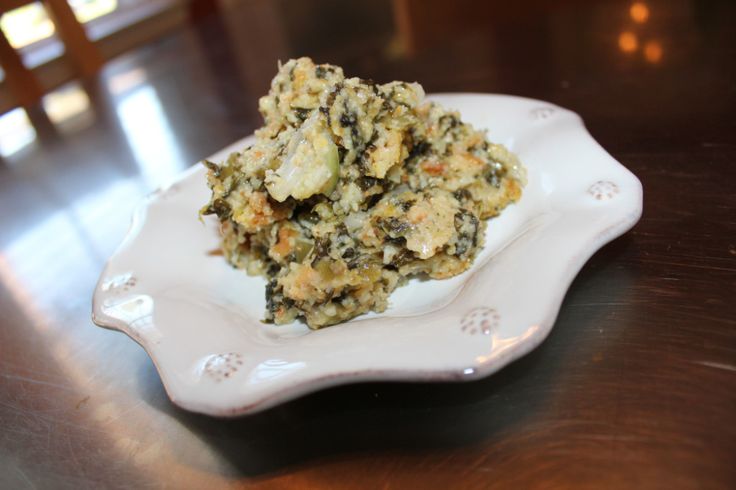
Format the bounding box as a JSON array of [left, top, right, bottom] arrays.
[[530, 107, 557, 121], [204, 353, 244, 382], [588, 180, 620, 200], [461, 307, 499, 335], [101, 273, 137, 293]]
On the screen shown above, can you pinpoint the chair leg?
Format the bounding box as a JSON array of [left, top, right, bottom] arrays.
[[0, 25, 43, 108], [43, 0, 104, 78]]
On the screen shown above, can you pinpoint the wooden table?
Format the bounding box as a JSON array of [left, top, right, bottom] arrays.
[[1, 0, 734, 488]]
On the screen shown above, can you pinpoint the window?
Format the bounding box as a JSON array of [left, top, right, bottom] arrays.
[[69, 0, 118, 24], [0, 1, 119, 51], [1, 2, 56, 49]]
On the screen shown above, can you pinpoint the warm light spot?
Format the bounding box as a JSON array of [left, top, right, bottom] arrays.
[[630, 2, 650, 23], [43, 83, 93, 130], [644, 40, 663, 63], [69, 0, 118, 24], [618, 31, 638, 53], [0, 2, 55, 49]]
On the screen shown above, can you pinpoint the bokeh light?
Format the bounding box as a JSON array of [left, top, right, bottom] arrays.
[[644, 40, 663, 63], [630, 3, 650, 24], [618, 32, 638, 53]]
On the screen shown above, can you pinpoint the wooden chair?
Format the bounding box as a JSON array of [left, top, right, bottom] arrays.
[[0, 0, 103, 108]]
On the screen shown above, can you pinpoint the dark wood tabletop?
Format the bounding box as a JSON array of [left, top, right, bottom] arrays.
[[1, 0, 734, 488]]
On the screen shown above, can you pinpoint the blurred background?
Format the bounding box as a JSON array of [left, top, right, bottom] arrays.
[[1, 0, 734, 379], [1, 0, 733, 252], [1, 2, 735, 487]]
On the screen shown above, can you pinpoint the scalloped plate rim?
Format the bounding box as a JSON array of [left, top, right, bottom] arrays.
[[91, 93, 642, 416]]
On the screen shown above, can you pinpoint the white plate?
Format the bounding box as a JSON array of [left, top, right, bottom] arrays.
[[92, 94, 642, 416]]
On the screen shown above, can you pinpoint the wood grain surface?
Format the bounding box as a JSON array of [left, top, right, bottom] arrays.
[[0, 0, 734, 488]]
